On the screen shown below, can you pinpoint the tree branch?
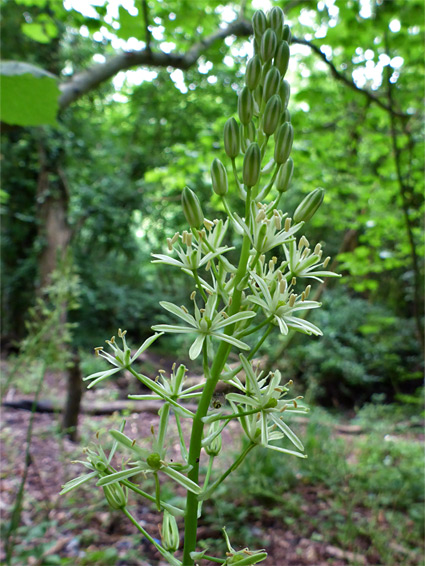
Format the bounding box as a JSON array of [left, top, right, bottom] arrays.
[[58, 18, 252, 110], [292, 36, 409, 119], [141, 0, 152, 52]]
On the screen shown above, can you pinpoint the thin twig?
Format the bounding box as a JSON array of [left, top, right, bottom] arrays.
[[292, 36, 408, 119]]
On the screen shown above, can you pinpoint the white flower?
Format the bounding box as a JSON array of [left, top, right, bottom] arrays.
[[152, 294, 256, 360], [247, 272, 322, 336]]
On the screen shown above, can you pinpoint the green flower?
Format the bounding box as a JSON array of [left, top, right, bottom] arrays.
[[247, 272, 322, 336], [152, 294, 256, 360], [235, 202, 303, 255], [152, 220, 234, 275], [83, 330, 162, 389], [226, 355, 307, 458], [284, 237, 341, 282]]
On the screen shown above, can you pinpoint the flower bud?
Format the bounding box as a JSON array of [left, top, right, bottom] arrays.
[[262, 66, 281, 103], [243, 142, 261, 188], [103, 482, 128, 510], [282, 24, 291, 43], [245, 55, 262, 90], [263, 94, 282, 136], [275, 157, 294, 192], [211, 158, 228, 196], [161, 510, 179, 552], [279, 79, 291, 109], [268, 6, 284, 40], [260, 29, 277, 63], [224, 117, 240, 159], [238, 86, 254, 125], [293, 188, 325, 223], [181, 187, 204, 228], [274, 41, 290, 77], [274, 122, 294, 164], [253, 10, 268, 39]]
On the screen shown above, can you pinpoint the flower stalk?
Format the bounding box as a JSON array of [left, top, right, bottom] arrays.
[[60, 7, 340, 566]]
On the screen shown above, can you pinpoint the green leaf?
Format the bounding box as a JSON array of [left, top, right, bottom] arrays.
[[116, 6, 143, 41], [0, 62, 60, 126]]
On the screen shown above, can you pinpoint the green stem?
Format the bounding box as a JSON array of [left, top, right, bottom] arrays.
[[182, 190, 253, 566], [121, 479, 184, 515], [193, 269, 208, 302], [237, 316, 272, 338], [199, 442, 255, 501]]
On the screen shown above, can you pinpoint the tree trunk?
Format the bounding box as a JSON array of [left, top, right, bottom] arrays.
[[36, 135, 83, 438], [62, 351, 83, 442]]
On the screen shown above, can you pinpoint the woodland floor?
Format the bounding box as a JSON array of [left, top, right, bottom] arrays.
[[1, 362, 424, 566]]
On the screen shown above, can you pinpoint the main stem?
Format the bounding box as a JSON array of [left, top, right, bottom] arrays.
[[182, 191, 252, 566]]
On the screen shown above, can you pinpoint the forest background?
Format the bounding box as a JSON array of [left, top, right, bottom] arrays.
[[1, 1, 424, 565]]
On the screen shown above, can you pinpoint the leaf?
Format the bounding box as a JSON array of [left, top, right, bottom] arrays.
[[0, 62, 60, 126], [116, 6, 143, 41]]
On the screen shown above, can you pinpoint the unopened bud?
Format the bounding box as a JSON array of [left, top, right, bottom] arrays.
[[242, 142, 261, 188], [182, 187, 204, 228], [224, 117, 240, 159], [275, 157, 294, 192], [268, 6, 285, 40], [260, 29, 277, 63], [263, 94, 282, 135], [279, 79, 291, 109], [238, 86, 254, 125], [274, 41, 290, 77], [245, 55, 262, 90], [263, 66, 281, 103], [274, 122, 294, 164], [161, 510, 179, 552], [253, 9, 268, 39], [282, 24, 291, 43], [211, 158, 228, 196], [293, 188, 325, 223]]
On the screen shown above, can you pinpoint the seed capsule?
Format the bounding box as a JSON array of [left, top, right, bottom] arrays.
[[161, 511, 179, 552], [263, 66, 281, 103], [274, 122, 294, 164], [211, 158, 228, 196], [253, 9, 268, 39], [279, 79, 291, 109], [260, 28, 277, 63], [103, 483, 128, 510], [275, 157, 294, 192], [263, 94, 282, 136], [238, 86, 254, 125], [245, 55, 262, 90], [293, 188, 325, 223], [274, 41, 290, 77], [242, 142, 261, 188], [181, 187, 204, 228], [268, 6, 285, 40], [224, 117, 240, 158]]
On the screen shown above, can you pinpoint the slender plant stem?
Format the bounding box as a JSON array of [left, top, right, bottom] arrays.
[[199, 442, 255, 500], [182, 189, 253, 565], [4, 363, 45, 565]]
